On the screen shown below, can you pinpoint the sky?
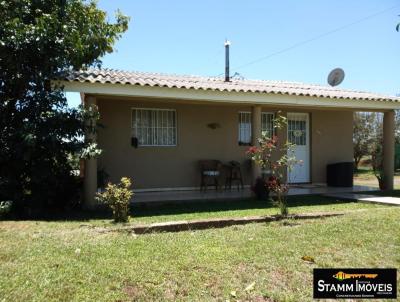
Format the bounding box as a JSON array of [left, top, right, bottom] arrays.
[[67, 0, 400, 107]]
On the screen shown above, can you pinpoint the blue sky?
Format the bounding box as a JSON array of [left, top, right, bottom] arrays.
[[67, 0, 400, 107]]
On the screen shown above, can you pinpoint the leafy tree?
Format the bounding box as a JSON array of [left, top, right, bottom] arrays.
[[246, 114, 300, 216], [395, 110, 400, 142], [371, 136, 385, 189], [354, 111, 400, 188], [353, 112, 381, 169], [0, 0, 129, 211]]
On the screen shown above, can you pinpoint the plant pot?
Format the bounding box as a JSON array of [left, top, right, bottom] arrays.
[[253, 177, 270, 200]]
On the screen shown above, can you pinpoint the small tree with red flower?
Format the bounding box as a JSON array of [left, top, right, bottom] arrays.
[[246, 113, 299, 216]]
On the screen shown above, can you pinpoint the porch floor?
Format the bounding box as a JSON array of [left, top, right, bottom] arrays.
[[133, 184, 377, 204]]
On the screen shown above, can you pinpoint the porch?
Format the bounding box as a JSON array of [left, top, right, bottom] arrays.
[[85, 98, 395, 207], [61, 69, 399, 208], [133, 183, 377, 203]]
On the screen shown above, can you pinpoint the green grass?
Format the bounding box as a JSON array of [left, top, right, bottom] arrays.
[[354, 167, 400, 189], [0, 200, 399, 301], [128, 195, 383, 224], [354, 166, 375, 175], [26, 195, 384, 225]]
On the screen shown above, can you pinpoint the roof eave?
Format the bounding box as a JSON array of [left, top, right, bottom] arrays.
[[58, 80, 400, 111]]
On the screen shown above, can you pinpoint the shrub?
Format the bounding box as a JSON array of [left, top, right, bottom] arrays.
[[246, 113, 299, 216], [95, 177, 133, 223], [0, 201, 13, 219], [266, 176, 289, 216]]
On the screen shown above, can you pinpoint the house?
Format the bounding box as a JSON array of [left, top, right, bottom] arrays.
[[61, 68, 399, 208]]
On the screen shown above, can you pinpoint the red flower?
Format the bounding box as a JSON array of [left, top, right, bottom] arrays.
[[266, 175, 279, 190], [265, 175, 288, 193], [264, 136, 278, 148], [265, 142, 275, 149], [246, 146, 258, 154]]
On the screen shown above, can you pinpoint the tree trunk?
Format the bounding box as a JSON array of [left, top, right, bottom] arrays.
[[354, 156, 361, 170]]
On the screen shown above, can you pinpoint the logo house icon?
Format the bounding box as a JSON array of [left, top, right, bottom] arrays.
[[333, 271, 378, 281]]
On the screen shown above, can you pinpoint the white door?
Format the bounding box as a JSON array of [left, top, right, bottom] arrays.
[[287, 113, 310, 183]]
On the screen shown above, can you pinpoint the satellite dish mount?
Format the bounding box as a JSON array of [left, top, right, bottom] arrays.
[[327, 68, 345, 87]]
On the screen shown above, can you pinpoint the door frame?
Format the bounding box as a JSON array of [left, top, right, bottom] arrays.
[[287, 112, 311, 183]]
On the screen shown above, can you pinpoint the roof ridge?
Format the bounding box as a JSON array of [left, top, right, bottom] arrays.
[[83, 67, 217, 80]]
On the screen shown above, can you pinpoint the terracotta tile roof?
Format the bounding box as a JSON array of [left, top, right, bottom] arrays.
[[63, 68, 399, 103]]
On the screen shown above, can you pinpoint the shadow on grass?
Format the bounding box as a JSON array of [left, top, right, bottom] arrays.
[[5, 194, 356, 222], [131, 194, 348, 218], [359, 190, 400, 197]]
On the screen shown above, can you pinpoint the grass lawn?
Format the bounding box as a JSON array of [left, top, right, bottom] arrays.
[[0, 197, 399, 301], [128, 195, 384, 224], [354, 166, 400, 189], [23, 195, 386, 226]]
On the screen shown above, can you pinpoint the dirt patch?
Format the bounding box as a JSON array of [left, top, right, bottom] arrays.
[[122, 282, 145, 301], [0, 221, 33, 230], [248, 295, 276, 302]]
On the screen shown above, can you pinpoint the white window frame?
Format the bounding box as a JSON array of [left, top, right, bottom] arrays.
[[287, 112, 308, 146], [261, 112, 275, 138], [131, 108, 177, 147], [238, 111, 252, 145], [238, 111, 276, 145]]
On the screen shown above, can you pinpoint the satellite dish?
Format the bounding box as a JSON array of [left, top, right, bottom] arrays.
[[327, 68, 345, 87]]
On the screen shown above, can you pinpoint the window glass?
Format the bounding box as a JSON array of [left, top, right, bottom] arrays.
[[132, 108, 177, 146], [261, 113, 274, 138], [238, 112, 252, 145]]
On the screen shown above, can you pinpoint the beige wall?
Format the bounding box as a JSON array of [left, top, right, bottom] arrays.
[[311, 110, 354, 182], [97, 97, 353, 189], [97, 98, 254, 189]]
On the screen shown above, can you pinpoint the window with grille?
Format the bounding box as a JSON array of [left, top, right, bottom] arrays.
[[261, 112, 274, 138], [131, 108, 177, 146], [288, 117, 307, 145], [238, 112, 251, 145]]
